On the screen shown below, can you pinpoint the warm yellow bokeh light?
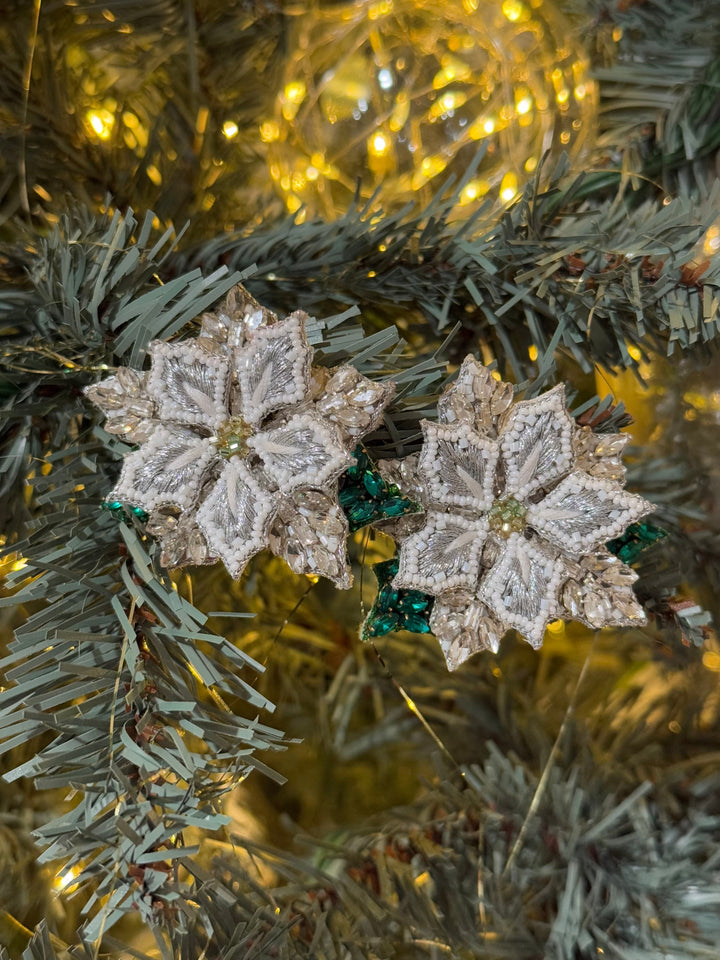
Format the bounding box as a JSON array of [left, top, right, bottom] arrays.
[[259, 120, 280, 143], [502, 0, 526, 22], [500, 171, 518, 201], [222, 120, 239, 139], [370, 132, 389, 155], [267, 0, 594, 215], [86, 108, 114, 140]]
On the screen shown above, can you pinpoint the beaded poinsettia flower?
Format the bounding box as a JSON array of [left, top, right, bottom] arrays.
[[390, 356, 654, 669], [85, 285, 394, 586]]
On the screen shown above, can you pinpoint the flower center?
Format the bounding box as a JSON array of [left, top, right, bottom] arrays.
[[488, 496, 527, 538], [214, 416, 253, 459]]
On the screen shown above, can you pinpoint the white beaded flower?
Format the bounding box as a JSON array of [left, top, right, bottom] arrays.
[[391, 356, 654, 668], [85, 285, 394, 586]]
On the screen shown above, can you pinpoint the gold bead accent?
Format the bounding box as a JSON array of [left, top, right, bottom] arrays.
[[214, 416, 253, 459], [488, 496, 527, 538]]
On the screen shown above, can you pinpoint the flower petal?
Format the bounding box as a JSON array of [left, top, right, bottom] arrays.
[[527, 471, 653, 557], [478, 534, 564, 648], [200, 284, 278, 349], [429, 594, 501, 669], [235, 314, 312, 425], [146, 340, 230, 430], [195, 459, 278, 579], [393, 511, 488, 594], [268, 489, 352, 588], [110, 425, 217, 513], [419, 420, 499, 512], [499, 384, 575, 499], [561, 576, 646, 628], [314, 365, 395, 441], [437, 355, 513, 433], [249, 413, 353, 493], [572, 426, 629, 482]]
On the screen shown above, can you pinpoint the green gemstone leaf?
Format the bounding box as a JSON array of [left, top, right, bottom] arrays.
[[339, 444, 422, 532], [361, 553, 434, 641]]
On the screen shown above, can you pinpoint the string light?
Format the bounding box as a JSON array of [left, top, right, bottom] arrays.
[[500, 171, 518, 202], [266, 0, 594, 216]]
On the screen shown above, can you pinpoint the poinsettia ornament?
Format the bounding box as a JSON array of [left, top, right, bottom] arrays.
[[389, 357, 654, 669], [86, 285, 394, 586]]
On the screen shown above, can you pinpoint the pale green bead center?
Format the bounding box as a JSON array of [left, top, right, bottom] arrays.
[[215, 416, 253, 459], [488, 496, 527, 538]]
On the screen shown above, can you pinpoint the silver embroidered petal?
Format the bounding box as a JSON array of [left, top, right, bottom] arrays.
[[196, 458, 278, 579], [527, 471, 653, 558], [430, 593, 501, 670], [498, 384, 575, 499], [478, 534, 564, 648], [235, 314, 312, 425], [111, 425, 217, 514], [419, 419, 499, 512], [268, 489, 352, 587], [249, 413, 353, 494], [393, 511, 488, 594], [314, 365, 395, 441], [146, 340, 230, 430]]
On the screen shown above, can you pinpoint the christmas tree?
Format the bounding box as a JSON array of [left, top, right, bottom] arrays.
[[1, 1, 720, 957]]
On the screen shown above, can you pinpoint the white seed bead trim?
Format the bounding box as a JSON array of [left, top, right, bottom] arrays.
[[196, 458, 278, 579], [478, 533, 564, 648], [393, 510, 489, 595], [235, 314, 312, 426], [111, 425, 217, 514], [419, 419, 500, 513], [526, 470, 654, 558], [248, 412, 353, 494], [499, 383, 575, 500], [147, 340, 230, 431]]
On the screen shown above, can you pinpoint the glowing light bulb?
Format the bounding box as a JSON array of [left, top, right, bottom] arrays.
[[86, 108, 114, 140], [502, 0, 525, 21], [222, 120, 239, 139], [500, 171, 518, 201], [370, 132, 389, 155], [284, 81, 306, 104]]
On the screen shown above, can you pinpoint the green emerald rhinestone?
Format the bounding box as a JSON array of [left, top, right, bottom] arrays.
[[339, 444, 422, 531], [363, 471, 385, 497], [362, 554, 434, 641], [381, 497, 415, 518], [488, 496, 527, 538], [404, 614, 432, 634], [403, 594, 431, 613], [607, 521, 667, 564], [101, 501, 148, 524], [347, 503, 375, 525], [369, 613, 402, 636]]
